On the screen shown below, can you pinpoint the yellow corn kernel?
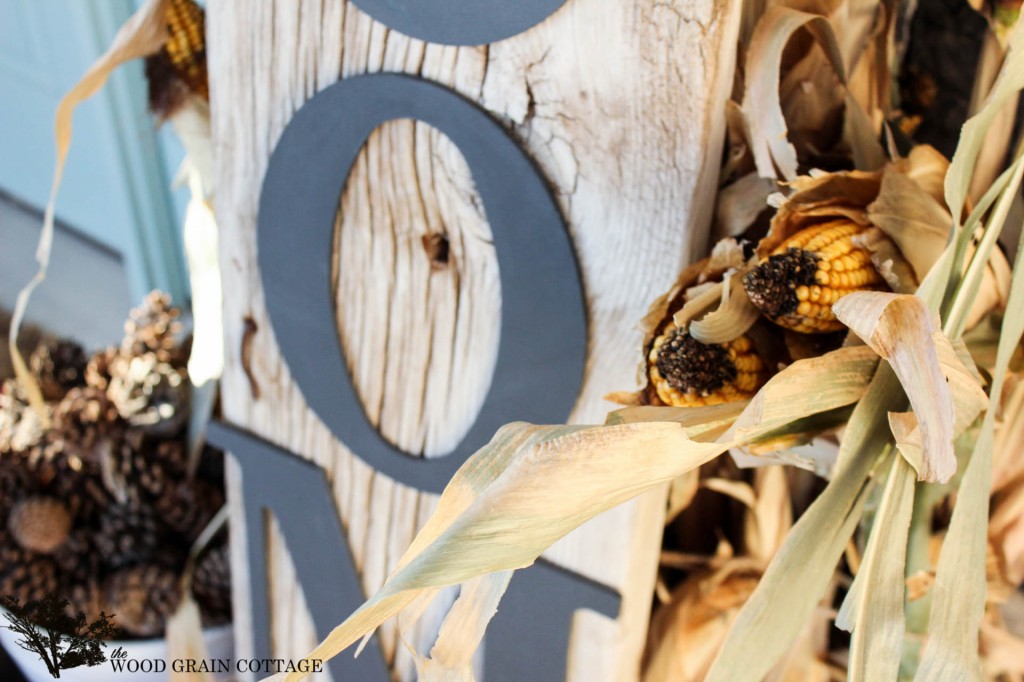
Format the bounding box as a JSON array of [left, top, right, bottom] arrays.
[[743, 221, 889, 333], [164, 0, 208, 99], [648, 326, 767, 407]]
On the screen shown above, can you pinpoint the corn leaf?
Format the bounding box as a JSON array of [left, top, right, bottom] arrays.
[[946, 153, 1024, 338], [279, 422, 730, 681], [837, 453, 914, 682], [885, 332, 987, 475], [706, 364, 901, 682], [702, 478, 756, 508], [673, 282, 723, 329], [843, 93, 887, 172], [916, 213, 1024, 680], [942, 157, 1022, 312], [934, 333, 989, 436], [414, 572, 513, 682], [747, 466, 792, 564], [724, 345, 878, 443], [280, 334, 892, 680], [944, 24, 1024, 228], [833, 292, 955, 482], [887, 411, 925, 476]]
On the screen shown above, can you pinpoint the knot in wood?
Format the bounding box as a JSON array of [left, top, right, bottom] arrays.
[[421, 233, 451, 271]]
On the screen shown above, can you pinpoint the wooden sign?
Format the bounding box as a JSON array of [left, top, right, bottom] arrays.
[[207, 0, 741, 679]]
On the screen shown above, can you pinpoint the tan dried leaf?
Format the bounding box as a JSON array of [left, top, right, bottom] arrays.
[[689, 271, 760, 344], [866, 164, 952, 281], [715, 173, 776, 239], [833, 292, 956, 482], [743, 7, 846, 179], [724, 345, 878, 444]]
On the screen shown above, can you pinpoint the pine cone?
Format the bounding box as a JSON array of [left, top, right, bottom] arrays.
[[155, 477, 223, 541], [51, 386, 120, 463], [193, 543, 231, 624], [104, 564, 181, 637], [62, 581, 106, 626], [95, 504, 164, 571], [7, 496, 72, 554], [84, 347, 118, 392], [27, 433, 111, 522], [107, 354, 188, 436], [121, 292, 184, 364], [0, 455, 31, 514], [0, 532, 58, 605], [54, 529, 101, 585], [29, 340, 88, 402], [104, 430, 187, 506]]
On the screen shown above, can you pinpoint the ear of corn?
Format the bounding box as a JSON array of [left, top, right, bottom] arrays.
[[145, 0, 208, 117], [648, 327, 767, 407], [164, 0, 208, 100], [743, 221, 889, 333]]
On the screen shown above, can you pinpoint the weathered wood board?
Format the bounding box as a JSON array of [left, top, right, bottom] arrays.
[[208, 0, 742, 679]]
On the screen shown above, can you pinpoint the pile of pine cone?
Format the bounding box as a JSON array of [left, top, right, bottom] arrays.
[[0, 293, 229, 638]]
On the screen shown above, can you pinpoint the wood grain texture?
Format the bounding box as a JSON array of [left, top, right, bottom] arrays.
[[209, 1, 742, 680]]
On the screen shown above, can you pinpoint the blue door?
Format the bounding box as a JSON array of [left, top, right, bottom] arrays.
[[0, 0, 189, 303]]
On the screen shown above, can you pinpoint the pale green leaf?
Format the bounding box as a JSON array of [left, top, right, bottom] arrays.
[[916, 206, 1024, 682], [942, 157, 1022, 311], [706, 365, 902, 682], [944, 24, 1024, 227], [283, 339, 888, 680], [281, 421, 729, 681], [945, 153, 1024, 338], [839, 454, 915, 682], [608, 402, 746, 436]]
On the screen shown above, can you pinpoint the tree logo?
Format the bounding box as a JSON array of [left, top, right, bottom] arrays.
[[1, 593, 117, 679]]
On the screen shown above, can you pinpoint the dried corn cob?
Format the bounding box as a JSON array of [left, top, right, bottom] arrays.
[[164, 0, 207, 98], [648, 327, 766, 407], [743, 221, 889, 333], [146, 0, 208, 117]]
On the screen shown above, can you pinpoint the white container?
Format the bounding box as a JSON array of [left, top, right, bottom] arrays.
[[0, 612, 233, 682]]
